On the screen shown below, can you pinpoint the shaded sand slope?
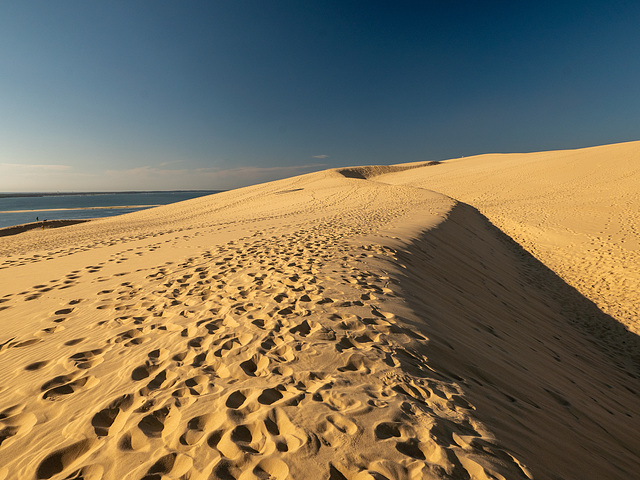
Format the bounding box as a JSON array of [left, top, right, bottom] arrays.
[[0, 158, 638, 479], [376, 140, 640, 333], [372, 201, 640, 480]]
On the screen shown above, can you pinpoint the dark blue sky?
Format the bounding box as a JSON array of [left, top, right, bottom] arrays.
[[1, 1, 639, 191]]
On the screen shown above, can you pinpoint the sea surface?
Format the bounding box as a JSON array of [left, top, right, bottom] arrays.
[[0, 191, 221, 229]]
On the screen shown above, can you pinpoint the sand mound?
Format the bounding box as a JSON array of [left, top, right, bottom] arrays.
[[0, 143, 638, 479]]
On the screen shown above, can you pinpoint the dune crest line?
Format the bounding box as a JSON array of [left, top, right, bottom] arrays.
[[376, 140, 640, 333]]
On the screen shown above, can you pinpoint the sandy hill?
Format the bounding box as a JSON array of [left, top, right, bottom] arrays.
[[378, 141, 640, 333], [0, 141, 638, 480]]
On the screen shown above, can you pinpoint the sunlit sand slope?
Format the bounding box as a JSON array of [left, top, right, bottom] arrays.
[[0, 149, 638, 480], [377, 140, 640, 333]]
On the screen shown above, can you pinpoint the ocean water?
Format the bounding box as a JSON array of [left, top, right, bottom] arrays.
[[0, 191, 221, 229]]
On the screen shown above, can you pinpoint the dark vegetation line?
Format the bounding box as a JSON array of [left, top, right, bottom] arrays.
[[0, 219, 92, 238], [0, 190, 224, 199]]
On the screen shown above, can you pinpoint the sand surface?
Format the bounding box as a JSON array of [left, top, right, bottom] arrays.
[[0, 142, 638, 479], [378, 141, 640, 333]]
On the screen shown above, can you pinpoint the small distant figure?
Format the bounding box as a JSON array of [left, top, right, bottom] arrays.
[[36, 216, 38, 221]]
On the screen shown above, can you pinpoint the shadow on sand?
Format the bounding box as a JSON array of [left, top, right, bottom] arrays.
[[393, 201, 640, 480]]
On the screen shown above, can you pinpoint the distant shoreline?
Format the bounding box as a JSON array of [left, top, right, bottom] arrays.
[[0, 204, 161, 214], [0, 190, 224, 230], [0, 190, 222, 199]]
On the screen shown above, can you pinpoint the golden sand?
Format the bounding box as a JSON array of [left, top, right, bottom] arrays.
[[0, 141, 638, 479]]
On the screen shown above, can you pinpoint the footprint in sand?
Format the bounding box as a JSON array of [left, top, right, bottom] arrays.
[[182, 374, 214, 396], [0, 405, 37, 448], [35, 438, 98, 479], [137, 405, 181, 440], [54, 464, 103, 480], [240, 354, 270, 377], [258, 387, 284, 406], [66, 347, 107, 370], [24, 360, 51, 371], [262, 408, 307, 454], [317, 413, 359, 447], [131, 362, 162, 381], [142, 452, 193, 479], [7, 338, 42, 348], [91, 393, 141, 437], [139, 369, 178, 396], [252, 458, 289, 480], [373, 420, 450, 465], [225, 390, 247, 409], [40, 373, 98, 400], [179, 412, 225, 446]]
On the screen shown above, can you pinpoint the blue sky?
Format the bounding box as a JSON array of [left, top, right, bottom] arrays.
[[1, 1, 639, 191]]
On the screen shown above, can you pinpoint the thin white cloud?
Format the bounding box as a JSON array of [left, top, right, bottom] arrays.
[[312, 155, 329, 159], [0, 163, 71, 171], [0, 161, 330, 191], [107, 163, 328, 178], [105, 165, 161, 176], [201, 163, 328, 179], [103, 163, 328, 189], [157, 160, 183, 168]]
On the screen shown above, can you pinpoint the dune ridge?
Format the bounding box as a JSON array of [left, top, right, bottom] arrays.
[[384, 201, 640, 479], [376, 140, 640, 333], [0, 142, 638, 479]]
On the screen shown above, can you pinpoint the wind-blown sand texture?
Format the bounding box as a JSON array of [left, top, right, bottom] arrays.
[[0, 141, 638, 480]]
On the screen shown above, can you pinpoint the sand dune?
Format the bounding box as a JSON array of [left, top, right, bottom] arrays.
[[0, 142, 638, 479], [377, 140, 640, 333]]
